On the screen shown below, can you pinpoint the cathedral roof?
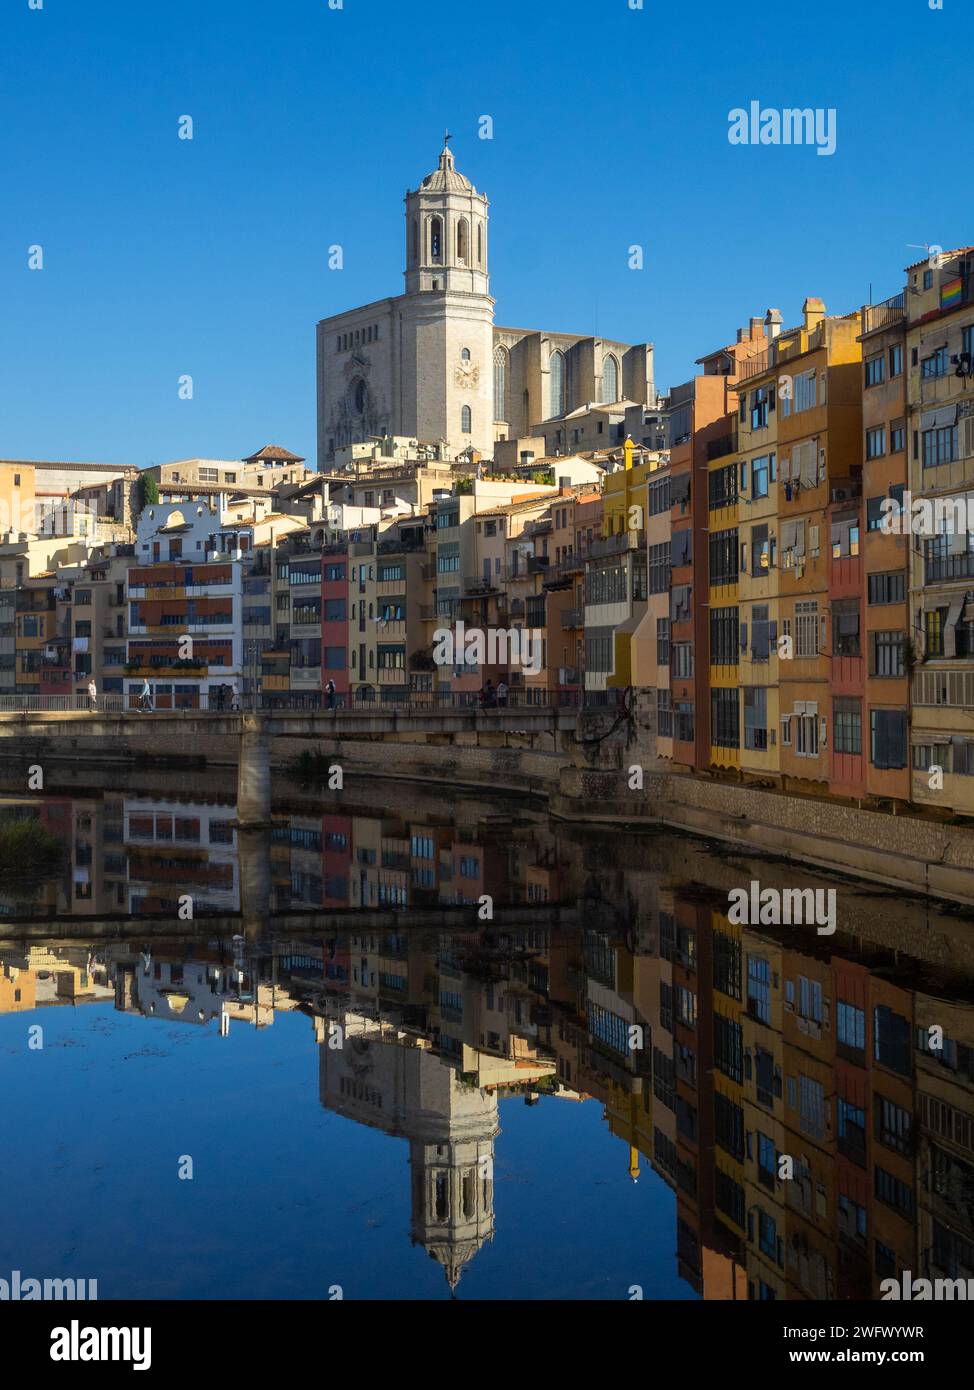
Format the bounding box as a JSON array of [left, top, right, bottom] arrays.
[[418, 141, 478, 195]]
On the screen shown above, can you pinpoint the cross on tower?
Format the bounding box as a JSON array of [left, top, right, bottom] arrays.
[[443, 129, 452, 147]]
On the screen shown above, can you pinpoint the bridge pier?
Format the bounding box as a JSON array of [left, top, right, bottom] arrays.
[[237, 715, 272, 828], [237, 825, 272, 931]]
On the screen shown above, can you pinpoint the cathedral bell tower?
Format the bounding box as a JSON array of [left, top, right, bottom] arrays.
[[398, 137, 495, 457], [404, 135, 489, 297]]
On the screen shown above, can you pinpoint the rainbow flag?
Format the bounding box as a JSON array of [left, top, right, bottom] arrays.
[[941, 276, 963, 310]]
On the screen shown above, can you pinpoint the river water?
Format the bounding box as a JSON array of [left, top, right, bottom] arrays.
[[1, 771, 972, 1301]]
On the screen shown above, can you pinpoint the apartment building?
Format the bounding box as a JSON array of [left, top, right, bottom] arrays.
[[126, 502, 250, 708], [859, 292, 911, 803], [541, 486, 601, 699], [735, 326, 783, 785], [664, 319, 768, 769], [905, 248, 974, 815], [776, 301, 863, 795], [633, 462, 672, 755], [583, 452, 649, 697]]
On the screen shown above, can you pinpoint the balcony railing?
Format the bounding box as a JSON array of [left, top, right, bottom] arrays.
[[561, 607, 583, 629], [706, 432, 738, 461], [862, 292, 905, 334], [588, 529, 646, 559]]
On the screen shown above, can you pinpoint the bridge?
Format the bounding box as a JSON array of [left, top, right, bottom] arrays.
[[0, 696, 597, 827]]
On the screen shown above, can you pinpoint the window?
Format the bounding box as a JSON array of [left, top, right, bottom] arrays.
[[923, 424, 958, 468], [795, 600, 819, 658], [796, 707, 819, 756], [656, 617, 670, 666], [838, 1099, 867, 1165], [924, 606, 947, 657], [710, 605, 738, 665], [460, 405, 472, 434], [674, 701, 694, 743], [798, 1075, 826, 1139], [744, 686, 768, 750], [750, 604, 771, 661], [713, 930, 742, 1000], [751, 523, 771, 575], [875, 1095, 912, 1157], [714, 1013, 743, 1082], [656, 688, 672, 738], [875, 1166, 913, 1217], [750, 454, 774, 499], [709, 528, 739, 586], [890, 424, 905, 453], [833, 697, 862, 755], [836, 1001, 866, 1055], [672, 643, 693, 679], [747, 957, 771, 1023], [648, 475, 671, 515], [921, 345, 948, 377], [793, 369, 817, 413], [872, 630, 905, 677], [549, 351, 566, 415], [865, 427, 886, 459], [871, 709, 907, 769], [874, 1004, 911, 1076], [864, 354, 885, 387], [832, 598, 861, 657], [493, 346, 508, 421], [889, 344, 903, 377], [708, 465, 736, 510], [711, 687, 739, 748], [714, 1093, 745, 1159], [601, 354, 618, 403], [867, 570, 906, 604]]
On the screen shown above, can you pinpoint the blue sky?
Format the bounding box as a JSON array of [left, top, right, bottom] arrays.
[[1, 0, 970, 469]]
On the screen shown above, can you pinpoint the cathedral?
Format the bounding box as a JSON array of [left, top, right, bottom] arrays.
[[315, 140, 655, 466]]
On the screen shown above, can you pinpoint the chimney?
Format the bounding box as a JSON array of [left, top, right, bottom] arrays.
[[802, 297, 826, 332], [736, 328, 745, 344], [765, 308, 783, 340], [749, 316, 764, 341]]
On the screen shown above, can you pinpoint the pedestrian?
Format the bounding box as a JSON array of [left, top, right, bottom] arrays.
[[215, 684, 225, 712], [140, 678, 153, 713], [229, 682, 240, 712], [87, 678, 97, 711], [325, 678, 337, 711], [483, 679, 496, 709], [496, 679, 508, 709]]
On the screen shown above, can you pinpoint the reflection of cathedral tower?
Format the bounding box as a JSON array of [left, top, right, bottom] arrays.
[[409, 1124, 495, 1294], [317, 1014, 498, 1292]]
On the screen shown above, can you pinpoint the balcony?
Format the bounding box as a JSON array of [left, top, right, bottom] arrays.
[[561, 607, 583, 629], [737, 351, 771, 382], [862, 292, 905, 335], [588, 529, 646, 559], [707, 432, 738, 461], [464, 575, 497, 594]]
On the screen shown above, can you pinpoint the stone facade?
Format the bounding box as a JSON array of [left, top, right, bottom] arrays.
[[316, 142, 655, 467]]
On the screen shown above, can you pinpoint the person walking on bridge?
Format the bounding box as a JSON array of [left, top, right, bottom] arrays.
[[87, 678, 98, 712], [139, 678, 153, 713]]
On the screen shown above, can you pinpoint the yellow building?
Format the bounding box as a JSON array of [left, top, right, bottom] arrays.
[[736, 338, 783, 784], [584, 450, 651, 693]]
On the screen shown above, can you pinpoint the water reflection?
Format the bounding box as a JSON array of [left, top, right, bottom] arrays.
[[1, 786, 973, 1300]]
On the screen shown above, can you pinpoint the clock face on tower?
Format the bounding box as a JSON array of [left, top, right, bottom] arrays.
[[455, 358, 479, 388]]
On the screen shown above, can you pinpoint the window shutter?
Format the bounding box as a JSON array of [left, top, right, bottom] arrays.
[[740, 621, 748, 652], [952, 736, 969, 775]]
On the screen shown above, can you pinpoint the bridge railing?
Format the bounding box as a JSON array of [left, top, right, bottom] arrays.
[[0, 688, 624, 715], [0, 693, 128, 713]]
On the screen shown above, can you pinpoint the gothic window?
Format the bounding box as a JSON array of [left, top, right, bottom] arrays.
[[461, 348, 471, 362], [457, 218, 469, 263], [430, 217, 443, 262], [461, 405, 472, 434], [549, 351, 567, 416], [602, 354, 619, 403], [493, 345, 508, 421], [435, 1172, 448, 1219], [349, 379, 367, 415], [477, 223, 483, 265], [411, 218, 418, 262]]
